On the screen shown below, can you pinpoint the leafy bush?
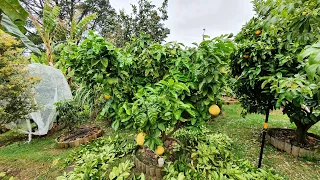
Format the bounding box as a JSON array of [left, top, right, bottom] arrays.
[[109, 160, 134, 180], [115, 78, 197, 149], [60, 31, 235, 149], [0, 30, 39, 125], [164, 130, 283, 180], [59, 135, 136, 180], [55, 99, 90, 131]]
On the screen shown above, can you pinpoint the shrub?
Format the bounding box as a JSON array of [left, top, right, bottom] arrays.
[[0, 30, 38, 125], [55, 99, 90, 131], [164, 130, 283, 180], [61, 32, 235, 132], [59, 134, 136, 179]]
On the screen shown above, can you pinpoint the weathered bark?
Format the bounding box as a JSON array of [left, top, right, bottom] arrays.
[[161, 121, 186, 141], [294, 120, 317, 145], [295, 124, 308, 144]]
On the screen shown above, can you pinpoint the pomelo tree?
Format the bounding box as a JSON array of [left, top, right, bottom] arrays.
[[231, 0, 320, 144]]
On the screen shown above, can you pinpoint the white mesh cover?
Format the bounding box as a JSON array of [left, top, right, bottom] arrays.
[[26, 63, 72, 135]]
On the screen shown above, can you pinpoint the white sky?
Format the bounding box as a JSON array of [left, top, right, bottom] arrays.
[[109, 0, 255, 46]]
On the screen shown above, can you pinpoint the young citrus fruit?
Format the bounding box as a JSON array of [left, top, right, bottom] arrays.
[[136, 132, 146, 146], [104, 94, 111, 100], [208, 105, 220, 116], [255, 30, 262, 35], [155, 146, 165, 156]]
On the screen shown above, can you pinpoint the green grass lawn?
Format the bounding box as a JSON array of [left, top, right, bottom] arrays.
[[0, 104, 319, 179], [210, 104, 320, 180]]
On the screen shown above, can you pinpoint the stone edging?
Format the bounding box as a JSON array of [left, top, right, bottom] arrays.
[[133, 155, 163, 180], [48, 124, 66, 134], [266, 133, 320, 160], [56, 127, 103, 148]]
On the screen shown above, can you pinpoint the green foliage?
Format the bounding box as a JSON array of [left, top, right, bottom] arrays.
[[55, 99, 90, 131], [0, 30, 38, 124], [0, 0, 40, 54], [232, 0, 320, 114], [0, 0, 28, 32], [110, 0, 170, 47], [164, 130, 283, 180], [60, 135, 136, 180], [109, 160, 134, 180], [58, 145, 116, 180], [30, 2, 62, 63], [115, 78, 197, 149], [61, 32, 235, 148], [59, 31, 116, 88], [301, 41, 320, 81], [30, 1, 96, 65], [69, 12, 97, 43], [231, 0, 320, 144]]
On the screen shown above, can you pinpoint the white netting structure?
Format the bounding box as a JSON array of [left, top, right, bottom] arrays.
[[24, 63, 72, 137]]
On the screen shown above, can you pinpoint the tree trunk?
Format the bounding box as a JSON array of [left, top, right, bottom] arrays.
[[295, 125, 308, 144]]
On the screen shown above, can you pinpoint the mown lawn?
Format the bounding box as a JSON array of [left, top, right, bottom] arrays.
[[210, 104, 320, 180], [0, 104, 319, 179]]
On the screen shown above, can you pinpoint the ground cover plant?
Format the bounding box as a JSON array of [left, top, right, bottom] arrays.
[[56, 126, 284, 180], [1, 104, 319, 179]]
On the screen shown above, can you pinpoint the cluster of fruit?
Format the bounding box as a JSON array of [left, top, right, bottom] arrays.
[[136, 132, 165, 156]]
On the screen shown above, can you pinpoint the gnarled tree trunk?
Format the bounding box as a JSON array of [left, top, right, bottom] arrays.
[[294, 120, 316, 145]]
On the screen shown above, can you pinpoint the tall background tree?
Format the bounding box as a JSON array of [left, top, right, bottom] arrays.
[[110, 0, 170, 47], [20, 0, 170, 47]]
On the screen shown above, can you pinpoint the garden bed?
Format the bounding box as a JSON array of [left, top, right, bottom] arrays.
[[133, 154, 163, 180], [47, 123, 65, 135], [267, 128, 320, 159], [134, 138, 179, 179], [223, 96, 239, 104], [56, 127, 103, 148]]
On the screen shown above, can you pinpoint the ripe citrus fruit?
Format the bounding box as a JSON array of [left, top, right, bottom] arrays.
[[255, 30, 262, 35], [136, 132, 146, 146], [209, 105, 220, 116], [243, 55, 249, 59], [155, 146, 165, 156], [235, 75, 239, 79]]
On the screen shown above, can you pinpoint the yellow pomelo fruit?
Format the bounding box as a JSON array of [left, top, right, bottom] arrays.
[[104, 94, 111, 100], [155, 146, 165, 156], [136, 132, 146, 146], [209, 105, 221, 116]]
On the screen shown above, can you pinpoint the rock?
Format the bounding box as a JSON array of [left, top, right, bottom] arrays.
[[292, 145, 300, 157], [284, 142, 292, 154]]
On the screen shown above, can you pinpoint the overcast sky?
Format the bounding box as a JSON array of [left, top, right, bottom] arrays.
[[109, 0, 255, 46]]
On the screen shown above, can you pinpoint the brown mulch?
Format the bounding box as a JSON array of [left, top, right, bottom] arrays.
[[57, 127, 99, 142], [268, 128, 320, 150], [136, 138, 180, 166]]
